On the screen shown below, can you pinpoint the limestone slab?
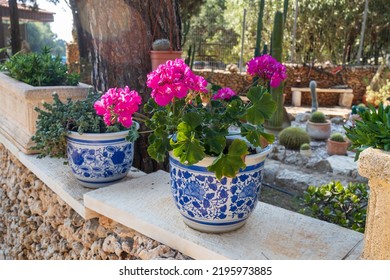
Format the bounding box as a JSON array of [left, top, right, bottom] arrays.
[[84, 170, 364, 260], [327, 155, 357, 176], [0, 131, 145, 218]]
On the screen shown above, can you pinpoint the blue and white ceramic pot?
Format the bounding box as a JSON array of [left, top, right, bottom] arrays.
[[67, 130, 134, 188], [169, 146, 272, 233]]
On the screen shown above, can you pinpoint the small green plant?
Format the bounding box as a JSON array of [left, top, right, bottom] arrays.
[[300, 143, 310, 150], [329, 133, 345, 142], [345, 103, 390, 160], [309, 111, 327, 123], [1, 47, 79, 86], [278, 127, 310, 150], [152, 39, 171, 51], [31, 91, 138, 159], [300, 181, 368, 233]]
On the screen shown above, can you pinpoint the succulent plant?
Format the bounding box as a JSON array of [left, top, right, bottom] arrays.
[[329, 133, 345, 142], [300, 143, 310, 150], [278, 127, 310, 150], [310, 80, 318, 112], [152, 39, 171, 51], [310, 111, 327, 123]]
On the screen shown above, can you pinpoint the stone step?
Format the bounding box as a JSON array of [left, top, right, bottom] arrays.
[[84, 170, 363, 260]]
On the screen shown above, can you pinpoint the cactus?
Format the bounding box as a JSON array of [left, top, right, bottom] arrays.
[[283, 0, 289, 28], [310, 111, 327, 123], [278, 127, 310, 150], [330, 133, 346, 142], [267, 11, 284, 129], [300, 143, 310, 150], [152, 39, 171, 51], [310, 80, 318, 112], [254, 0, 265, 57]]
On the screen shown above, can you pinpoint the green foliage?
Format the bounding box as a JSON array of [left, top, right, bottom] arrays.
[[300, 181, 368, 233], [26, 22, 66, 56], [351, 104, 368, 115], [31, 91, 137, 159], [2, 47, 79, 86], [345, 103, 390, 160], [278, 127, 310, 150], [330, 133, 345, 142], [300, 143, 310, 150], [310, 111, 327, 123], [145, 86, 276, 179]]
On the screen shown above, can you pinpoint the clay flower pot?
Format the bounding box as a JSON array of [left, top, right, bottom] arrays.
[[326, 139, 350, 156], [306, 120, 332, 140], [150, 51, 182, 70]]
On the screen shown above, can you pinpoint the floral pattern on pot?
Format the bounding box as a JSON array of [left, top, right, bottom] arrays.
[[169, 146, 271, 233], [67, 130, 134, 188]]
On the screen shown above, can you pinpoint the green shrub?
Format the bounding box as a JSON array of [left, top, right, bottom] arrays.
[[309, 111, 327, 123], [278, 127, 310, 150], [300, 181, 368, 233], [329, 132, 345, 142], [2, 46, 79, 86], [345, 103, 390, 160], [300, 143, 310, 150]]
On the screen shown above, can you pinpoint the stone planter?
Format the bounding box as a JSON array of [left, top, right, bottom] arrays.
[[326, 139, 349, 155], [150, 51, 182, 70], [358, 148, 390, 259], [67, 130, 135, 188], [169, 146, 272, 233], [0, 72, 90, 154], [306, 120, 331, 140]]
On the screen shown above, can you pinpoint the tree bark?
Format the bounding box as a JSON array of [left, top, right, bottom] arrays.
[[74, 0, 182, 173], [8, 0, 21, 55]]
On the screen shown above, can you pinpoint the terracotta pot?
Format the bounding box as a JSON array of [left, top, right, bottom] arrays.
[[326, 139, 350, 155], [306, 120, 332, 140], [150, 51, 182, 70]]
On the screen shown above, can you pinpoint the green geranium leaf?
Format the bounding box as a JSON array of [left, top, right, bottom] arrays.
[[182, 112, 202, 129], [171, 122, 205, 165], [241, 123, 275, 148], [245, 87, 276, 125], [207, 139, 248, 179], [147, 131, 171, 162], [204, 128, 227, 155]]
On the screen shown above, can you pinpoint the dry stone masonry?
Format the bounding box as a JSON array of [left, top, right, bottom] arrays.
[[0, 144, 189, 260]]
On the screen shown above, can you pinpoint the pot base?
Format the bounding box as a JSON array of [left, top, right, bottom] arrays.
[[182, 215, 247, 233], [74, 174, 127, 189]]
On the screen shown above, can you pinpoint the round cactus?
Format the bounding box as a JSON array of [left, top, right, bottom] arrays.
[[310, 111, 327, 123], [300, 143, 310, 150], [329, 133, 345, 142], [278, 127, 311, 150], [152, 39, 171, 51]]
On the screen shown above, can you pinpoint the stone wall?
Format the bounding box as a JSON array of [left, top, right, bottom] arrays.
[[194, 65, 383, 106], [0, 144, 188, 260]]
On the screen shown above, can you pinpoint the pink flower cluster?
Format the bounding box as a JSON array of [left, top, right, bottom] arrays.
[[246, 54, 287, 88], [94, 86, 142, 128], [213, 87, 236, 100], [146, 59, 208, 106]]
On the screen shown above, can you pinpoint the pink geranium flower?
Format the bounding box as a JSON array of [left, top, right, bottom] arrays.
[[213, 87, 236, 100], [246, 54, 287, 88], [94, 86, 142, 128], [146, 59, 208, 106]]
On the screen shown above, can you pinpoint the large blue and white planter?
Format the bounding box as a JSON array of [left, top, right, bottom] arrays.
[[66, 130, 135, 188], [169, 146, 272, 233]]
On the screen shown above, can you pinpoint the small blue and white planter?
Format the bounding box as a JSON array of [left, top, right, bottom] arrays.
[[169, 146, 272, 233], [67, 130, 135, 188]]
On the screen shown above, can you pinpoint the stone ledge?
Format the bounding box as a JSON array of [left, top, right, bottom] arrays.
[[0, 131, 364, 260], [358, 148, 390, 183], [84, 170, 364, 260]]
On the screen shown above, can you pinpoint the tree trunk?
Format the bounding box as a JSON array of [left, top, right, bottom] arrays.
[[74, 0, 182, 173], [8, 0, 21, 55]]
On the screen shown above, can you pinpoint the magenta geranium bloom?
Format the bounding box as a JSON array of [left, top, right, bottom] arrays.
[[146, 59, 208, 106], [94, 86, 142, 128], [213, 87, 236, 100], [246, 54, 287, 88]]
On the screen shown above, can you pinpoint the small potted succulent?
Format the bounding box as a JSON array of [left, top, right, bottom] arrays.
[[150, 39, 182, 70], [32, 87, 141, 188], [300, 143, 311, 157], [326, 133, 349, 156], [306, 111, 331, 140]]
